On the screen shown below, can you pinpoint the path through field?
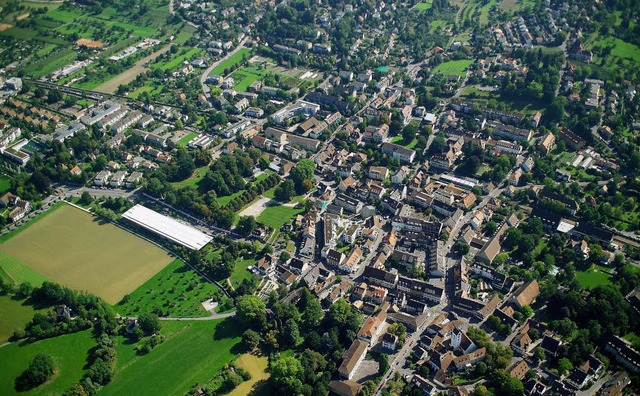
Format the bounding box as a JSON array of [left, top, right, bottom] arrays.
[[237, 196, 272, 218], [94, 44, 171, 93]]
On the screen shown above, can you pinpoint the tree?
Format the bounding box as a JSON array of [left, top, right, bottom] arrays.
[[78, 192, 94, 206], [236, 295, 267, 330], [290, 159, 315, 194], [402, 124, 417, 143], [15, 354, 56, 391], [242, 329, 261, 351], [453, 241, 470, 255], [138, 313, 161, 336], [274, 180, 296, 202], [270, 356, 303, 395], [236, 216, 257, 236], [557, 357, 573, 376]]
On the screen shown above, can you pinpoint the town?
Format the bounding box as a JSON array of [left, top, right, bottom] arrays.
[[0, 0, 639, 395]]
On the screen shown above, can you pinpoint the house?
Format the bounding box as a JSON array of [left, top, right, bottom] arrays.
[[368, 166, 389, 181], [511, 322, 533, 355], [381, 142, 416, 163], [538, 132, 556, 155], [357, 304, 388, 345], [511, 280, 540, 309], [409, 375, 436, 396], [341, 247, 363, 273], [508, 360, 530, 380], [382, 333, 398, 351], [559, 128, 586, 150], [450, 328, 477, 355], [452, 347, 487, 371], [476, 222, 509, 264], [329, 380, 362, 396], [605, 335, 640, 374], [110, 171, 127, 187], [338, 339, 368, 380], [94, 170, 111, 186], [326, 249, 345, 268], [334, 193, 363, 214], [540, 334, 563, 357]]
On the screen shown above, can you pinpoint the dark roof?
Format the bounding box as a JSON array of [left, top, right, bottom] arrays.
[[539, 189, 579, 210], [574, 222, 614, 243]]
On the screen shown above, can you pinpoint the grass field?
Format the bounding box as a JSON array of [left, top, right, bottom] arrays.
[[480, 0, 497, 26], [592, 37, 640, 62], [414, 0, 433, 10], [154, 47, 203, 71], [0, 295, 44, 344], [0, 330, 96, 396], [0, 251, 49, 286], [115, 259, 221, 318], [432, 59, 473, 77], [210, 48, 253, 76], [0, 174, 11, 194], [256, 205, 303, 230], [576, 265, 612, 289], [101, 319, 241, 396], [229, 354, 270, 396], [176, 132, 198, 147], [0, 204, 174, 304], [390, 135, 418, 149], [229, 258, 256, 287], [230, 70, 263, 92], [170, 165, 209, 189]]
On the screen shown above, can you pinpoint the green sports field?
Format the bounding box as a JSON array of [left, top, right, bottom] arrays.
[[256, 205, 304, 230], [0, 330, 96, 396], [101, 319, 241, 396], [0, 204, 173, 304], [432, 59, 474, 77]]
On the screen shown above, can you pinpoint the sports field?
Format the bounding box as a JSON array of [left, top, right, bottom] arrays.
[[256, 205, 303, 230], [0, 329, 96, 396], [0, 204, 173, 304], [432, 59, 474, 77]]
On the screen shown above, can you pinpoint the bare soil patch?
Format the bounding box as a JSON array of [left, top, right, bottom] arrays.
[[0, 24, 13, 32], [76, 38, 104, 48]]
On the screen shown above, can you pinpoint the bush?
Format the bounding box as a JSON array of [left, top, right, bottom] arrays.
[[15, 353, 56, 391]]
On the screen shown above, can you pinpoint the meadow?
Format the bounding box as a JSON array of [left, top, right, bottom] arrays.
[[228, 354, 270, 396], [432, 59, 474, 77], [210, 48, 253, 75], [115, 259, 222, 318], [0, 295, 43, 344], [414, 0, 433, 11], [575, 265, 612, 289], [256, 205, 303, 230], [0, 330, 96, 396], [101, 319, 241, 396], [0, 204, 174, 304]]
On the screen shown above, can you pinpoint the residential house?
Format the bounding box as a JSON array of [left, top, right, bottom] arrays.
[[338, 339, 368, 380], [382, 333, 398, 351]]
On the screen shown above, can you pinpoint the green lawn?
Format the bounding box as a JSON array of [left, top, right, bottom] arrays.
[[576, 265, 612, 289], [115, 259, 223, 318], [176, 132, 198, 147], [0, 330, 96, 396], [0, 174, 10, 194], [390, 135, 418, 149], [229, 258, 256, 287], [414, 0, 433, 10], [101, 319, 241, 396], [0, 251, 49, 287], [0, 295, 44, 344], [154, 48, 203, 71], [230, 70, 263, 92], [256, 205, 303, 230], [262, 184, 279, 199], [210, 48, 253, 76], [479, 0, 497, 26], [432, 59, 473, 77], [170, 165, 210, 189]]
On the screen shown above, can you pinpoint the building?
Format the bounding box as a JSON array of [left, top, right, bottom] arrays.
[[109, 170, 127, 187], [338, 339, 368, 379], [381, 142, 416, 163], [382, 333, 398, 351], [329, 380, 362, 396], [538, 132, 556, 155], [511, 280, 540, 309], [559, 128, 586, 150], [94, 170, 111, 186]]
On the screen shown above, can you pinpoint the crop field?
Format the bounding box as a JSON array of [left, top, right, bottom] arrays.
[[210, 48, 253, 75], [0, 295, 44, 344], [256, 205, 303, 230], [0, 204, 174, 304], [432, 59, 473, 77], [116, 259, 222, 318], [0, 330, 96, 396], [101, 319, 241, 396], [229, 354, 270, 396]]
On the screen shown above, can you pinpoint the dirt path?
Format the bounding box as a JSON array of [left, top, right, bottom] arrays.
[[94, 44, 171, 94], [237, 196, 272, 218]]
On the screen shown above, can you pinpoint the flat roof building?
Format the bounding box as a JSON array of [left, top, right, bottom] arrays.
[[122, 205, 212, 250]]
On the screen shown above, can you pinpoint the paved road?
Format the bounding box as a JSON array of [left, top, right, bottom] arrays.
[[199, 37, 249, 104]]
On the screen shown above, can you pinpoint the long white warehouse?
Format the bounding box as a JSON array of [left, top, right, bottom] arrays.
[[122, 204, 212, 250]]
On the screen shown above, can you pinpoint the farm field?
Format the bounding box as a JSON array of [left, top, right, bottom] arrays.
[[210, 48, 253, 75], [0, 295, 44, 344], [0, 330, 96, 396], [432, 59, 473, 77], [256, 205, 303, 230], [0, 204, 174, 304], [101, 319, 241, 396], [115, 258, 222, 318], [228, 354, 270, 396]]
